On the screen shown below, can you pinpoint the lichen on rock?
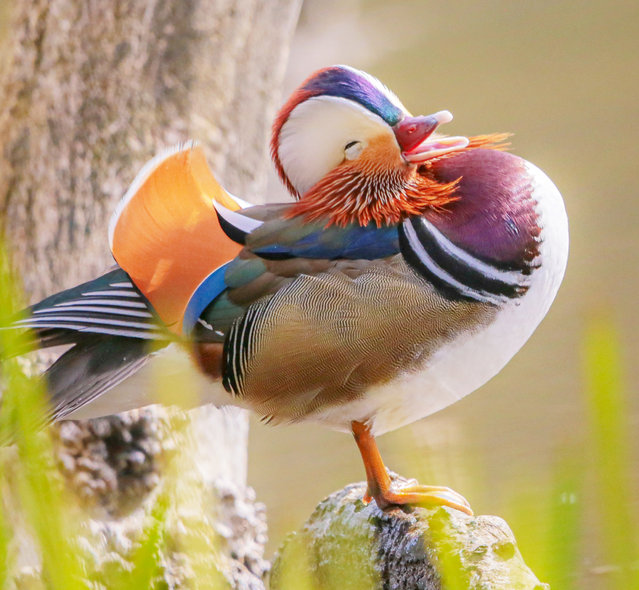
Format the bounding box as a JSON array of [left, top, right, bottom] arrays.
[[271, 475, 549, 590]]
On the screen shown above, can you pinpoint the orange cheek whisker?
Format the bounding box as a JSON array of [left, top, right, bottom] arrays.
[[467, 133, 511, 151], [286, 146, 470, 227]]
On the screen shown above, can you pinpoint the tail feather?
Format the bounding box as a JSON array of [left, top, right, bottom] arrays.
[[9, 268, 168, 349], [46, 335, 154, 421], [1, 268, 172, 424]]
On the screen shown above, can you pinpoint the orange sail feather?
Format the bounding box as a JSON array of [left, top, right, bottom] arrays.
[[109, 143, 243, 334]]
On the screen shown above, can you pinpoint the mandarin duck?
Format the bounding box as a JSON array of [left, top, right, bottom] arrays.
[[8, 66, 568, 515]]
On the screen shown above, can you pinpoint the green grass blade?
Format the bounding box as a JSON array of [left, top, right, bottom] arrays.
[[544, 447, 583, 589], [583, 318, 638, 587], [0, 243, 88, 590]]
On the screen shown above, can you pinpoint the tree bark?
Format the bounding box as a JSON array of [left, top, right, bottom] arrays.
[[0, 0, 301, 587], [271, 476, 549, 590]]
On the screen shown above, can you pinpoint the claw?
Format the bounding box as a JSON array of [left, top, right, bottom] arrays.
[[352, 420, 474, 516], [399, 484, 473, 510], [369, 483, 473, 515]]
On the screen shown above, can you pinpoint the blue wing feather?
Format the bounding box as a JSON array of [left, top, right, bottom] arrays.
[[252, 222, 399, 260], [185, 207, 401, 336], [182, 262, 232, 336], [215, 203, 400, 260]]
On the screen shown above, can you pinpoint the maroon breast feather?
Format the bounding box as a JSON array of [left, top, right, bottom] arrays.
[[423, 149, 542, 273]]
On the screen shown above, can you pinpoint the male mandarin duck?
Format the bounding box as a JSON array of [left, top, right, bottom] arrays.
[[9, 66, 568, 515]]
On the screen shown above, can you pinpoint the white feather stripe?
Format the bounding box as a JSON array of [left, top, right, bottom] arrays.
[[278, 96, 397, 196], [32, 306, 153, 318], [238, 309, 251, 380], [10, 322, 161, 340], [15, 315, 154, 330], [417, 217, 525, 285], [227, 193, 253, 209], [212, 201, 264, 234], [81, 290, 140, 298], [229, 316, 243, 395], [403, 221, 503, 305], [53, 299, 148, 309]]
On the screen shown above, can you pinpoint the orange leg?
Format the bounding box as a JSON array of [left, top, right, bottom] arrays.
[[351, 420, 473, 516]]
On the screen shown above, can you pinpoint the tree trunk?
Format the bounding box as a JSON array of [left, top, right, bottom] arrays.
[[0, 0, 301, 587]]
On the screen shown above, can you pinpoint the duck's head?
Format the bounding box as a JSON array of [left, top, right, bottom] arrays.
[[270, 65, 502, 226]]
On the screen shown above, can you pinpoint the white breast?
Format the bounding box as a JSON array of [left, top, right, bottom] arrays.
[[311, 160, 569, 435]]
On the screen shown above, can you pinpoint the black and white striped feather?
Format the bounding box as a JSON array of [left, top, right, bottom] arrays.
[[0, 267, 175, 422], [223, 304, 263, 397], [212, 200, 264, 245], [12, 268, 168, 346], [399, 217, 530, 305]]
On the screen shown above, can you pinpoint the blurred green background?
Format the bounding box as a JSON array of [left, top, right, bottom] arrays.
[[249, 1, 639, 586]]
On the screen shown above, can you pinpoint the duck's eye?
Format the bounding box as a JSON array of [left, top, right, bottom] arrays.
[[344, 140, 363, 160]]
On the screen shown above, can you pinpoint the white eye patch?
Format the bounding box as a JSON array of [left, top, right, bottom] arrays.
[[277, 96, 394, 195], [344, 140, 365, 160]]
